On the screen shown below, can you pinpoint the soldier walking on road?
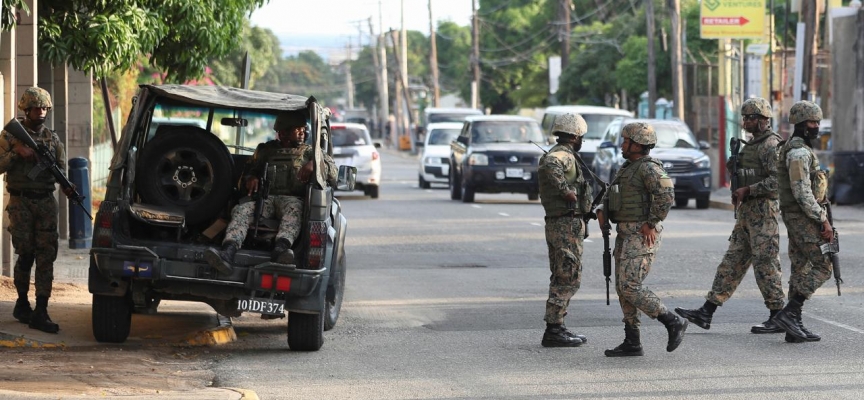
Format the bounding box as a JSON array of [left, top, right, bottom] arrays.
[[205, 110, 337, 274], [538, 113, 593, 347], [772, 101, 834, 343], [675, 97, 786, 334], [0, 87, 75, 334], [597, 122, 687, 357]]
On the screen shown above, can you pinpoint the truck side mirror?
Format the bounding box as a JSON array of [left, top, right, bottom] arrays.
[[336, 165, 357, 191]]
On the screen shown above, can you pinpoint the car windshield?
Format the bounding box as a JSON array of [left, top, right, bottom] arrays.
[[583, 114, 625, 140], [428, 113, 477, 124], [428, 128, 461, 145], [471, 121, 544, 144], [149, 102, 277, 155], [653, 123, 698, 149], [332, 127, 370, 146]]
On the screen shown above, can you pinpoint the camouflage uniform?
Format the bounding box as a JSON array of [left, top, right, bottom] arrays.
[[706, 129, 784, 310], [539, 143, 586, 325], [0, 90, 64, 300], [222, 141, 337, 246], [609, 156, 675, 326]]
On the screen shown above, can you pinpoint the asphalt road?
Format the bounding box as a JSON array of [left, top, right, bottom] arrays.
[[206, 147, 864, 399]]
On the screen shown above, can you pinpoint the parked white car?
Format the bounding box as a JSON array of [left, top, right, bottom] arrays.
[[418, 122, 463, 188], [331, 123, 381, 198], [541, 105, 634, 169]]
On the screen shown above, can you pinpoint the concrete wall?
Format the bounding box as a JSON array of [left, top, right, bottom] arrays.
[[831, 12, 864, 152]]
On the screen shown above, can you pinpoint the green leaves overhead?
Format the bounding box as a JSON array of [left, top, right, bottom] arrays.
[[38, 0, 265, 82]]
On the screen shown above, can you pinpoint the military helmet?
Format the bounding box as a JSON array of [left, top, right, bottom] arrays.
[[741, 97, 772, 119], [274, 110, 307, 131], [17, 87, 53, 111], [621, 122, 656, 145], [789, 100, 823, 125], [551, 113, 587, 138]]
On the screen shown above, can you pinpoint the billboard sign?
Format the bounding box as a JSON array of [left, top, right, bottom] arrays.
[[700, 0, 766, 39]]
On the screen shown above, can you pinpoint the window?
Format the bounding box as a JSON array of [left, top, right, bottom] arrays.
[[427, 128, 461, 145], [331, 127, 370, 146], [470, 121, 544, 144]]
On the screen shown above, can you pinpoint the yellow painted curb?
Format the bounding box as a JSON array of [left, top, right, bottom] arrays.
[[0, 335, 66, 349], [226, 388, 260, 400], [180, 315, 236, 346]]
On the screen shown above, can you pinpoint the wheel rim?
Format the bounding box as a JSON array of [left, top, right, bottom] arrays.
[[155, 148, 215, 203]]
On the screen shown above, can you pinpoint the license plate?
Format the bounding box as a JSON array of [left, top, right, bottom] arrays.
[[505, 168, 524, 178], [237, 298, 285, 315]]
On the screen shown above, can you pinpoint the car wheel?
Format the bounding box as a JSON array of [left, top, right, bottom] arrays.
[[136, 127, 234, 226], [696, 196, 710, 209], [92, 293, 132, 343], [419, 175, 431, 189], [461, 181, 475, 203], [324, 251, 346, 331], [528, 192, 539, 201], [449, 172, 462, 200], [675, 198, 689, 208], [367, 185, 380, 199], [287, 310, 324, 351]]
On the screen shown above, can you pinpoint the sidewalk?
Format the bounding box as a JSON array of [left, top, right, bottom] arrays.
[[708, 186, 864, 221]]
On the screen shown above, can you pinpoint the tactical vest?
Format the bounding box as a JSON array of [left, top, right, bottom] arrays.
[[608, 157, 656, 222], [539, 145, 592, 216], [737, 131, 780, 193], [778, 137, 824, 213], [265, 144, 310, 197], [5, 125, 59, 192]]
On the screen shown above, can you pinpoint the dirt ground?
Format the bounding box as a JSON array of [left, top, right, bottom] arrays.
[[0, 276, 217, 397]]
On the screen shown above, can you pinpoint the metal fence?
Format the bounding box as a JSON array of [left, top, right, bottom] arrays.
[[91, 141, 113, 188]]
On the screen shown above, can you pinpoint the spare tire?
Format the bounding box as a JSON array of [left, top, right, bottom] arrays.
[[136, 127, 233, 225]]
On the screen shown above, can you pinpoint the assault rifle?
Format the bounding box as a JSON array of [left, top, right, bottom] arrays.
[[3, 118, 91, 220], [599, 189, 612, 306], [728, 137, 742, 218], [252, 162, 270, 239], [822, 202, 842, 296]]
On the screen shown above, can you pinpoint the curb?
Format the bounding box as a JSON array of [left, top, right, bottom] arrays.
[[180, 314, 236, 346], [709, 199, 734, 211], [0, 332, 66, 349]]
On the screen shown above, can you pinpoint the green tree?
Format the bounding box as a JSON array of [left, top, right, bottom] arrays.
[[435, 21, 472, 101], [257, 51, 341, 104], [38, 0, 265, 81], [1, 0, 27, 30], [208, 21, 282, 88]]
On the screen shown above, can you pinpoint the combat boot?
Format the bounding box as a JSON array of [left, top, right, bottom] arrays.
[[658, 310, 688, 352], [560, 324, 587, 344], [784, 312, 820, 343], [13, 297, 32, 324], [271, 239, 294, 264], [604, 325, 643, 357], [204, 241, 237, 275], [674, 305, 713, 330], [541, 324, 584, 347], [772, 299, 808, 341], [28, 296, 59, 334], [751, 309, 785, 334]]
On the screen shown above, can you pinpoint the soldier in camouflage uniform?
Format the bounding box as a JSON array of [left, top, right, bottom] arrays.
[[772, 101, 834, 343], [675, 97, 786, 334], [597, 122, 687, 357], [538, 113, 593, 347], [0, 87, 75, 333], [205, 110, 337, 274]]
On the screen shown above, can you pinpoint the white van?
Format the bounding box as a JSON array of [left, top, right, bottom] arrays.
[[541, 105, 633, 168]]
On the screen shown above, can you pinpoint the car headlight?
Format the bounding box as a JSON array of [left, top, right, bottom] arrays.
[[693, 155, 710, 169], [468, 153, 488, 166], [424, 156, 441, 165]]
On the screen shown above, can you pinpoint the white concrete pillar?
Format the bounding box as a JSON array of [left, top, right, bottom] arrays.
[[52, 65, 70, 240], [0, 30, 15, 277], [15, 0, 36, 97], [67, 69, 92, 162]]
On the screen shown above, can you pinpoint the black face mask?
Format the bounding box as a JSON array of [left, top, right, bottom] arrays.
[[793, 126, 813, 148], [806, 127, 820, 139]]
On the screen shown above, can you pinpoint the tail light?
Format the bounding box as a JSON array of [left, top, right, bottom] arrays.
[[307, 221, 327, 269], [92, 202, 116, 248], [259, 273, 292, 292], [372, 151, 380, 161]]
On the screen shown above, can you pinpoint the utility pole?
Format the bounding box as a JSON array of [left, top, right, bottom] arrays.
[[368, 17, 384, 138], [800, 0, 820, 101], [471, 0, 481, 110], [392, 29, 417, 153], [646, 0, 657, 117], [400, 0, 412, 150], [378, 1, 391, 144], [668, 0, 683, 118], [560, 0, 572, 71], [346, 40, 355, 109], [428, 0, 441, 107]]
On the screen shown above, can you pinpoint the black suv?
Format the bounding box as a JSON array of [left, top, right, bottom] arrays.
[[88, 84, 356, 351], [592, 118, 712, 209], [449, 115, 546, 202]]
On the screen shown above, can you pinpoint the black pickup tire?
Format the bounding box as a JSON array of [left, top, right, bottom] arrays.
[[696, 196, 710, 209], [136, 127, 234, 225], [675, 198, 689, 208], [324, 252, 346, 331], [449, 171, 462, 200], [92, 293, 132, 343], [461, 180, 475, 203], [287, 311, 324, 351]]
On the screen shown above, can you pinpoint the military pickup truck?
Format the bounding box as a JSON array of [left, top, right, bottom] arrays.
[[88, 84, 356, 351]]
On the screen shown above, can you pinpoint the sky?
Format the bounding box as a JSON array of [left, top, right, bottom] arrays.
[[250, 0, 473, 61]]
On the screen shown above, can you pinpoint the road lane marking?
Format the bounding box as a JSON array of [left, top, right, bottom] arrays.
[[584, 239, 594, 243], [803, 312, 864, 334], [498, 213, 509, 217], [472, 205, 482, 208], [531, 222, 542, 226]]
